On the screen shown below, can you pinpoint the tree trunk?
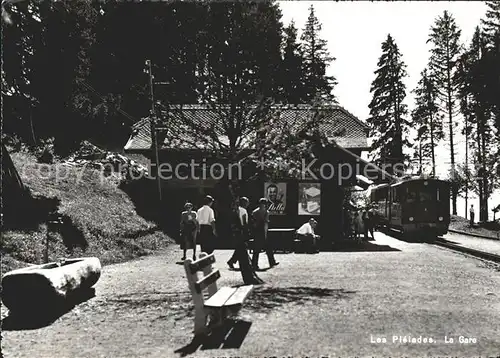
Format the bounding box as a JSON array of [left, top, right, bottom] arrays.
[[476, 107, 484, 221], [480, 109, 488, 222], [418, 138, 423, 174], [429, 113, 436, 177], [446, 58, 457, 215], [29, 103, 37, 147]]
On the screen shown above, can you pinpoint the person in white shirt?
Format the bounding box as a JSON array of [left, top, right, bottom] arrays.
[[197, 195, 216, 255], [469, 204, 475, 227], [297, 218, 320, 253], [227, 197, 249, 269]]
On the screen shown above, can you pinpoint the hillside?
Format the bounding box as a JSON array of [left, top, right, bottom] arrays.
[[1, 144, 171, 273]]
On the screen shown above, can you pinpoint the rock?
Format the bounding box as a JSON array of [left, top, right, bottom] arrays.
[[1, 257, 101, 314]]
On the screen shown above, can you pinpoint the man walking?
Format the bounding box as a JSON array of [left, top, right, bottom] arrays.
[[227, 197, 249, 269], [251, 198, 278, 270], [469, 204, 475, 228], [197, 195, 216, 255]]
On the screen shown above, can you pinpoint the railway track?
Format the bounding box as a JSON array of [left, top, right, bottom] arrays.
[[434, 238, 500, 263]]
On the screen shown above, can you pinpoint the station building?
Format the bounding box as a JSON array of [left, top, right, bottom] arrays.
[[124, 104, 389, 245]]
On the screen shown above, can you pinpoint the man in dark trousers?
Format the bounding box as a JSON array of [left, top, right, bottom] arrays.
[[251, 198, 278, 270], [227, 197, 249, 269], [196, 195, 217, 254], [469, 204, 475, 227], [363, 207, 375, 240], [228, 197, 264, 284]]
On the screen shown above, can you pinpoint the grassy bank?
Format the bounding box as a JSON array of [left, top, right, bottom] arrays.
[[2, 148, 171, 273], [449, 215, 500, 239]]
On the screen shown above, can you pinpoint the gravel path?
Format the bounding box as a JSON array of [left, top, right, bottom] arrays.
[[2, 232, 500, 357], [443, 232, 500, 255]]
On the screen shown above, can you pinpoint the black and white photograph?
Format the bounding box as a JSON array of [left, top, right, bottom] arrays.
[[1, 0, 500, 357]]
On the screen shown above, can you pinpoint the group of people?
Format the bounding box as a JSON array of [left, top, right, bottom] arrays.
[[179, 195, 279, 270], [346, 206, 375, 241]]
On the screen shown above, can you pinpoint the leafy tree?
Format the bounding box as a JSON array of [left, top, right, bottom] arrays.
[[3, 0, 99, 154], [427, 10, 462, 215], [368, 34, 410, 175], [2, 1, 44, 146], [411, 69, 443, 176], [300, 5, 336, 103]]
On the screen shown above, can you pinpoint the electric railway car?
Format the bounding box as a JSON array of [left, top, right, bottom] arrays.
[[369, 177, 450, 240]]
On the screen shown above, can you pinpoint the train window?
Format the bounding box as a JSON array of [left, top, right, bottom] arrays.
[[420, 191, 432, 201], [393, 187, 400, 202], [406, 187, 417, 202]]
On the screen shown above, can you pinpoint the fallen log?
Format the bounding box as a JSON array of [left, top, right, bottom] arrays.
[[1, 257, 101, 314]]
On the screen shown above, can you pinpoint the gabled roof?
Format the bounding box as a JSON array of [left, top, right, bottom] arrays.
[[124, 104, 369, 153]]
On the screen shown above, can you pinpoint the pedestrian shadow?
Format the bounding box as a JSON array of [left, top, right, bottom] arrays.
[[107, 291, 196, 321], [1, 287, 95, 331], [174, 319, 252, 357], [245, 286, 355, 313]]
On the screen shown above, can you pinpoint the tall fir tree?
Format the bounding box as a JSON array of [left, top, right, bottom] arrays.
[[457, 27, 499, 221], [411, 69, 443, 176], [280, 20, 307, 103], [300, 5, 336, 103], [482, 1, 500, 48], [481, 1, 500, 135], [427, 10, 462, 215], [368, 34, 410, 175]]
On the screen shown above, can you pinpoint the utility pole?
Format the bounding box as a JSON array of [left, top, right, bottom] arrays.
[[145, 59, 162, 201]]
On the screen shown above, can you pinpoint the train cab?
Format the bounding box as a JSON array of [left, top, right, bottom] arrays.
[[369, 177, 450, 240]]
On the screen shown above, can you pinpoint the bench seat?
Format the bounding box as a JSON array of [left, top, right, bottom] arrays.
[[184, 252, 254, 336], [204, 285, 253, 308]]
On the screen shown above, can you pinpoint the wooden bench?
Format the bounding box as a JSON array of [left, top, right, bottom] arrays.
[[183, 252, 254, 336], [268, 228, 297, 253]]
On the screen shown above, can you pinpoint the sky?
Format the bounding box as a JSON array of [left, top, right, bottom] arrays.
[[278, 1, 487, 122], [279, 1, 498, 218]]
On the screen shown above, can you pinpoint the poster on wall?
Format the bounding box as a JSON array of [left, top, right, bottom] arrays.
[[298, 183, 321, 215], [264, 182, 287, 215]]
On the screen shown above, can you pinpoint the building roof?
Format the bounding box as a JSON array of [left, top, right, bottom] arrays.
[[124, 104, 369, 153]]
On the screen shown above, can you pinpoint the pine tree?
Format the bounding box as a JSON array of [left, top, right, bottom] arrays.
[[481, 1, 500, 134], [300, 5, 336, 103], [368, 34, 410, 176], [458, 27, 499, 222], [411, 69, 443, 176], [195, 1, 283, 105], [427, 10, 462, 215], [482, 1, 500, 48], [280, 21, 307, 103]]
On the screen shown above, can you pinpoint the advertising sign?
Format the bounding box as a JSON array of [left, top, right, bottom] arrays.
[[264, 182, 287, 215], [298, 183, 321, 215]]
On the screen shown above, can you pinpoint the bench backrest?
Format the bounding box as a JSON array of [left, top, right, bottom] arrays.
[[184, 253, 220, 305]]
